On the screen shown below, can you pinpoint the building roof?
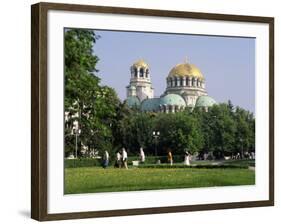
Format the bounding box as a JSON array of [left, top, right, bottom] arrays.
[[168, 62, 204, 80], [132, 59, 149, 68], [141, 98, 160, 111], [125, 96, 141, 108], [159, 94, 186, 107], [195, 95, 216, 107], [128, 85, 136, 90]]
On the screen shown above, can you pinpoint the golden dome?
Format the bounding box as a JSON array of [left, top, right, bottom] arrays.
[[132, 59, 149, 68], [168, 63, 204, 80]]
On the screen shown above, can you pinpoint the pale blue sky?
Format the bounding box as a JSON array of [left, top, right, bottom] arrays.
[[93, 30, 255, 113]]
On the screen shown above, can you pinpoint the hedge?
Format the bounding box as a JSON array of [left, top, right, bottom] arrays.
[[65, 155, 186, 168], [127, 155, 184, 165], [65, 157, 253, 169], [65, 158, 102, 168], [138, 164, 249, 169]]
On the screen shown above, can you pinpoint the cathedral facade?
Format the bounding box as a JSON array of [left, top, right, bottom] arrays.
[[126, 59, 216, 113]]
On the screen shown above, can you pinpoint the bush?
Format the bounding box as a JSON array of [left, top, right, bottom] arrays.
[[138, 164, 249, 169], [64, 157, 253, 169], [64, 155, 186, 168], [128, 155, 184, 165], [65, 158, 102, 168]]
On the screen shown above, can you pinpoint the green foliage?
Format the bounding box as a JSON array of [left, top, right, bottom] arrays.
[[65, 158, 102, 168], [154, 112, 203, 154], [127, 155, 184, 164], [138, 164, 248, 169], [115, 103, 255, 159], [64, 29, 120, 157], [192, 102, 255, 159], [116, 112, 204, 156]]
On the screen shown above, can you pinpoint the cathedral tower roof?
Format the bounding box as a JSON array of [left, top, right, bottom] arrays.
[[168, 62, 204, 80], [132, 59, 149, 68]]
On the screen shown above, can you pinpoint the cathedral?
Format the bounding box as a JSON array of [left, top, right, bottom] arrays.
[[126, 59, 216, 113]]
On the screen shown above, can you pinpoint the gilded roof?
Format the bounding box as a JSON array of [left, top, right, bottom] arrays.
[[168, 63, 204, 80], [132, 59, 149, 68]]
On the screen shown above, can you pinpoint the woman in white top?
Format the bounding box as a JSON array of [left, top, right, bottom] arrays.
[[139, 147, 145, 163], [103, 150, 109, 168], [115, 151, 121, 168], [122, 148, 128, 169], [184, 150, 190, 166]]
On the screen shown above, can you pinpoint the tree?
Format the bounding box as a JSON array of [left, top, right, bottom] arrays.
[[234, 106, 255, 157], [154, 112, 204, 155], [118, 112, 204, 156], [64, 29, 120, 157], [207, 104, 236, 158]]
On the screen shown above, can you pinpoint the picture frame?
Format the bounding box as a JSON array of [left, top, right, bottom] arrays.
[[31, 2, 274, 221]]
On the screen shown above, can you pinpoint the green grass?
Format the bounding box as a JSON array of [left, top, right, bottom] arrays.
[[64, 166, 255, 194]]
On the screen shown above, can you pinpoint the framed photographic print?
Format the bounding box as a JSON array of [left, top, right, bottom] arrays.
[[31, 2, 274, 221]]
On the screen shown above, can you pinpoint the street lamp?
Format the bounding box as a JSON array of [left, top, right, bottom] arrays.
[[152, 131, 160, 156], [109, 123, 113, 151], [73, 127, 81, 158], [206, 115, 216, 159], [239, 137, 244, 159]]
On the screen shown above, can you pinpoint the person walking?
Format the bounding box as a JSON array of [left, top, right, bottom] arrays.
[[139, 147, 145, 164], [167, 149, 173, 166], [102, 150, 109, 168], [122, 148, 128, 169], [184, 150, 190, 166], [115, 150, 122, 168]]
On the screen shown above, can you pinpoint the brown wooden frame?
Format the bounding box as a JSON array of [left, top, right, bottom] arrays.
[[31, 2, 274, 221]]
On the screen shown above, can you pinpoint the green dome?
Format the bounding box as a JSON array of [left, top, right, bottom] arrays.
[[195, 95, 216, 107], [160, 94, 186, 107], [141, 98, 160, 112], [126, 96, 141, 108]]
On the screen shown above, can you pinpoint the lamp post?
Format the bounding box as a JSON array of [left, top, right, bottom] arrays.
[[109, 123, 113, 151], [206, 115, 216, 160], [74, 127, 81, 158], [152, 131, 160, 157], [239, 138, 244, 159]]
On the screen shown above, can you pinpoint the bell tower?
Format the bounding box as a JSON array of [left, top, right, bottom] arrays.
[[126, 59, 154, 102]]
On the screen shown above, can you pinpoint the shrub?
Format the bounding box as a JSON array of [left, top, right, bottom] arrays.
[[138, 164, 248, 169], [128, 155, 184, 165], [64, 158, 102, 168]]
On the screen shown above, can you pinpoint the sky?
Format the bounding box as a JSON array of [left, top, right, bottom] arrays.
[[93, 30, 255, 113]]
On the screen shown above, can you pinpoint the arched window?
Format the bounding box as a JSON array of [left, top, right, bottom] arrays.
[[140, 68, 144, 78], [169, 105, 173, 113], [145, 69, 149, 78], [191, 78, 194, 86], [134, 68, 137, 78]]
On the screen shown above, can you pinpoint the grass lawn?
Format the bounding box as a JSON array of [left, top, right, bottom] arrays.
[[64, 166, 255, 194]]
